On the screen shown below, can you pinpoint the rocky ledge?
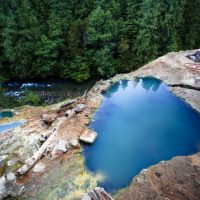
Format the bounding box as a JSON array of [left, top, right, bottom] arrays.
[[115, 153, 200, 200], [0, 50, 200, 200]]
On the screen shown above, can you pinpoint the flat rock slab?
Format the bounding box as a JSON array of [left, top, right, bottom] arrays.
[[80, 130, 97, 144]]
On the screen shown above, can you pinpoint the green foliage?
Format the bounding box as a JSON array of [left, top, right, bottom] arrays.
[[0, 0, 199, 83], [86, 6, 118, 77], [0, 87, 9, 108], [0, 86, 42, 108], [63, 55, 90, 82], [0, 86, 18, 108], [17, 90, 41, 106], [181, 0, 200, 49]]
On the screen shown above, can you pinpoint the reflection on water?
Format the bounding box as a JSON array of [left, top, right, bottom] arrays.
[[82, 77, 200, 193]]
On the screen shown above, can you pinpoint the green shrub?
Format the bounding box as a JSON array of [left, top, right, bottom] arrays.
[[18, 90, 41, 106]]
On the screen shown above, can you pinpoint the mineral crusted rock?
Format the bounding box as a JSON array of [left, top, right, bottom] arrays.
[[0, 155, 8, 161], [80, 130, 97, 144], [74, 104, 86, 113], [64, 110, 72, 117], [51, 140, 68, 157], [42, 113, 57, 126], [69, 139, 80, 148], [7, 159, 18, 167]]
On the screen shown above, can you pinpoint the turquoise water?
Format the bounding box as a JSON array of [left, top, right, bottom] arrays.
[[0, 121, 23, 133], [0, 111, 13, 118], [83, 77, 200, 193]]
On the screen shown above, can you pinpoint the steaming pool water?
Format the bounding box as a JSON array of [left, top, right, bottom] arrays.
[[82, 77, 200, 193]]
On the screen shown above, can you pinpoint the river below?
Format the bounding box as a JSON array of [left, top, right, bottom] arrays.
[[1, 78, 98, 107]]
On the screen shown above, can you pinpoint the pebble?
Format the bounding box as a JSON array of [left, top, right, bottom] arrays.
[[6, 172, 16, 181], [0, 155, 9, 162], [69, 139, 80, 148], [7, 159, 18, 167], [18, 185, 25, 195]]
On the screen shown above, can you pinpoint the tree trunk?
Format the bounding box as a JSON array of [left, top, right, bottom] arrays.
[[16, 128, 57, 176]]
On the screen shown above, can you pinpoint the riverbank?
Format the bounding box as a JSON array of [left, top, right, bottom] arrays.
[[0, 49, 200, 199], [0, 78, 98, 108]]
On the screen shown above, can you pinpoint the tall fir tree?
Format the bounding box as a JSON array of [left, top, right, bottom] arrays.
[[86, 6, 118, 77]]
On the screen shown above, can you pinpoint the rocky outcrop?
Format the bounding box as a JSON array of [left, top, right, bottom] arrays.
[[115, 153, 200, 200]]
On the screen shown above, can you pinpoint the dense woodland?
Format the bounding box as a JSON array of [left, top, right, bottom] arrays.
[[0, 0, 200, 82]]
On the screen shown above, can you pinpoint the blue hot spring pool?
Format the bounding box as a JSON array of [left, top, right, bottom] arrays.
[[82, 77, 200, 193], [0, 111, 13, 118], [0, 121, 23, 133]]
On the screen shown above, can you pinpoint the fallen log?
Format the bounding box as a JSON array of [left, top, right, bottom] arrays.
[[16, 128, 57, 176], [82, 187, 114, 200], [60, 99, 77, 108], [60, 91, 87, 109]]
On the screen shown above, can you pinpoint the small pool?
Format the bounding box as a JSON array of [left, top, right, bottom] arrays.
[[0, 121, 23, 133], [0, 111, 13, 118], [82, 77, 200, 193]]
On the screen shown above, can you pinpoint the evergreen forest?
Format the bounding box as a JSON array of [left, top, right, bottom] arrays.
[[0, 0, 200, 82]]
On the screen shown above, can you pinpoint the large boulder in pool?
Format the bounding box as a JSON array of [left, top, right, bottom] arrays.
[[42, 113, 57, 126], [79, 130, 97, 144]]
